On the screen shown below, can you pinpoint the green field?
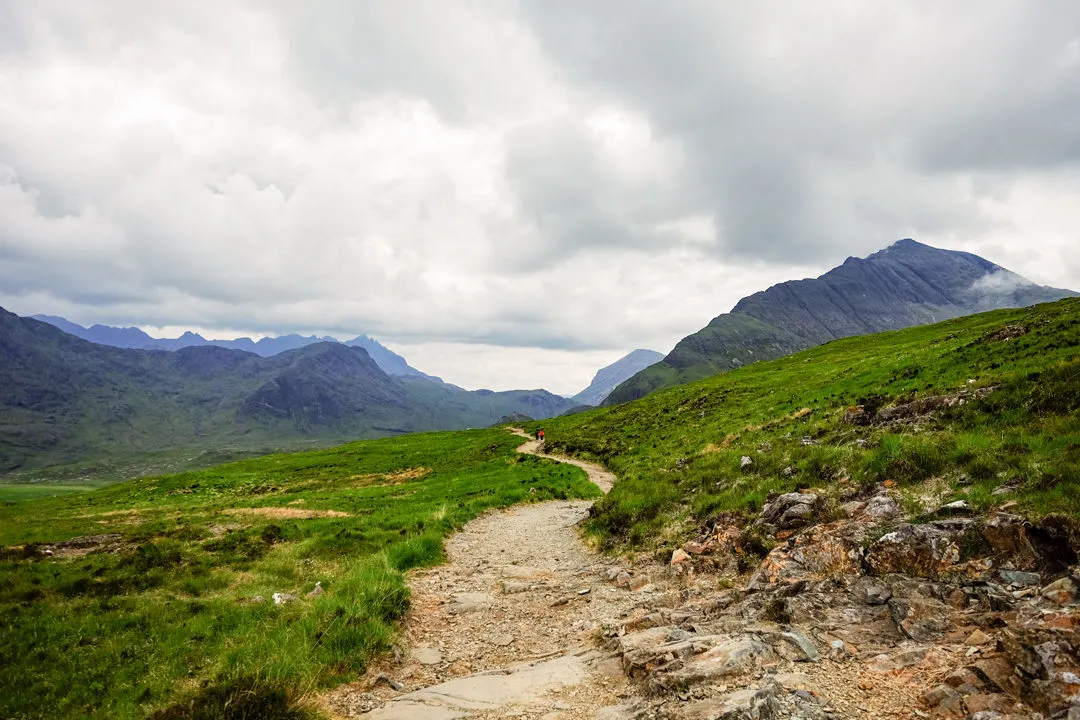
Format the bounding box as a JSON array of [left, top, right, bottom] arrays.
[[535, 298, 1080, 548], [0, 429, 600, 719]]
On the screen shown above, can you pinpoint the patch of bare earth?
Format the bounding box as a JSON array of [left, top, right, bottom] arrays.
[[223, 507, 350, 520]]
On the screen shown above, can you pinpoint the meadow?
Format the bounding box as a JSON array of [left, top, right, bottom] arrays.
[[0, 429, 599, 719], [535, 298, 1080, 549]]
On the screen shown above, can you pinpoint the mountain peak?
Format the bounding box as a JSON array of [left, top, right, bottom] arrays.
[[605, 240, 1078, 405]]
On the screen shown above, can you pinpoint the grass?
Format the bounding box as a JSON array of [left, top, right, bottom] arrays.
[[0, 482, 107, 502], [533, 298, 1080, 549], [0, 428, 600, 719]]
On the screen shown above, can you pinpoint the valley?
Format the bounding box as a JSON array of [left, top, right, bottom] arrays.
[[2, 297, 1079, 719]]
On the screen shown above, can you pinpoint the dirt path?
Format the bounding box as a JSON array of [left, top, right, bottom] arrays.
[[323, 430, 661, 720]]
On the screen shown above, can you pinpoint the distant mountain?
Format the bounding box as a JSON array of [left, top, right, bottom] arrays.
[[606, 239, 1078, 405], [0, 308, 576, 475], [571, 349, 664, 406], [29, 315, 434, 379]]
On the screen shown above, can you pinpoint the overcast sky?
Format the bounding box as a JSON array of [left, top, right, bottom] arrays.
[[2, 2, 1078, 395]]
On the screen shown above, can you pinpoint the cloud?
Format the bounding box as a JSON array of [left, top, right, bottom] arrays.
[[0, 1, 1078, 393]]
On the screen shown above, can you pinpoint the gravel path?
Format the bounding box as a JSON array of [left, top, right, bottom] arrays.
[[323, 430, 657, 719]]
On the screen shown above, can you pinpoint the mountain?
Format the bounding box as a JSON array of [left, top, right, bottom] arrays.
[[606, 239, 1078, 405], [571, 349, 664, 406], [0, 308, 576, 475], [29, 316, 432, 379]]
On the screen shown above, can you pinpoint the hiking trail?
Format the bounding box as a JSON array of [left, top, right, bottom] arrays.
[[323, 428, 658, 720]]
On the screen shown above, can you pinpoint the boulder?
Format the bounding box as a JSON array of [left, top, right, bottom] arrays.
[[759, 493, 819, 530], [888, 595, 954, 642], [864, 521, 971, 579], [861, 492, 903, 521]]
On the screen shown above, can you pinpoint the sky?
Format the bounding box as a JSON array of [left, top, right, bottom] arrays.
[[1, 2, 1079, 396]]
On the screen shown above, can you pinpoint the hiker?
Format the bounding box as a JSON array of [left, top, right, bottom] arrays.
[[537, 429, 545, 442]]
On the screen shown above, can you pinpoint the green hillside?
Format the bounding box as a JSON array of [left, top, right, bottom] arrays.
[[537, 297, 1080, 546], [0, 429, 599, 719]]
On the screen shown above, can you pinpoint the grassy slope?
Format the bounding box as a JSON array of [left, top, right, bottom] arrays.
[[536, 298, 1080, 548], [0, 429, 600, 720]]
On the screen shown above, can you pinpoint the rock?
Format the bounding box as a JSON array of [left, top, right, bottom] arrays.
[[777, 630, 820, 662], [1042, 577, 1078, 605], [671, 548, 691, 565], [851, 576, 892, 606], [981, 512, 1038, 568], [615, 571, 633, 589], [965, 629, 993, 646], [412, 646, 443, 666], [306, 581, 324, 598], [999, 570, 1041, 587], [678, 675, 827, 720], [759, 493, 819, 530], [272, 592, 298, 605], [740, 456, 753, 469], [489, 632, 514, 647], [860, 492, 902, 521], [888, 595, 954, 641], [373, 673, 405, 692], [660, 636, 776, 688], [446, 592, 490, 614], [970, 657, 1024, 699], [501, 579, 531, 594], [939, 500, 972, 515], [595, 702, 646, 720], [864, 521, 970, 579]]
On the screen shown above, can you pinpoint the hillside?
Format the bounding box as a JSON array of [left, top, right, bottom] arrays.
[[538, 297, 1080, 545], [606, 239, 1077, 404], [0, 309, 576, 477], [571, 349, 663, 406], [30, 315, 433, 379]]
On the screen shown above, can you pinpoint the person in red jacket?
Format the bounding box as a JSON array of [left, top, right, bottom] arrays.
[[537, 429, 545, 442]]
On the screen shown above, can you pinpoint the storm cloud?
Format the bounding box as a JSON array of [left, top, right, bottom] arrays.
[[1, 1, 1078, 393]]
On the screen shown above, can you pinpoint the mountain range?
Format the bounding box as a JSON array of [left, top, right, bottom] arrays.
[[0, 310, 577, 475], [571, 349, 664, 406], [605, 239, 1078, 404], [29, 315, 435, 380]]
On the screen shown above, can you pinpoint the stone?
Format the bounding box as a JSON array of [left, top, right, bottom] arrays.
[[1042, 577, 1078, 605], [971, 657, 1023, 699], [778, 630, 820, 662], [413, 646, 443, 666], [658, 636, 776, 690], [306, 581, 324, 598], [490, 633, 514, 647], [272, 592, 298, 605], [740, 455, 753, 469], [865, 521, 970, 579], [939, 500, 972, 515], [851, 576, 892, 606], [759, 493, 819, 530], [501, 580, 531, 594], [999, 570, 1041, 587], [965, 629, 993, 646], [861, 492, 902, 521], [889, 595, 954, 642], [671, 548, 691, 565], [446, 592, 490, 614], [615, 571, 632, 589], [980, 512, 1036, 564]]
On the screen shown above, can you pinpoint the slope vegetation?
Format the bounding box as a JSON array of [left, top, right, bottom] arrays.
[[539, 297, 1080, 545], [606, 239, 1076, 404]]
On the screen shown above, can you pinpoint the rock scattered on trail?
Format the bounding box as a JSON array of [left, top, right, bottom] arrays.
[[272, 592, 298, 604]]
